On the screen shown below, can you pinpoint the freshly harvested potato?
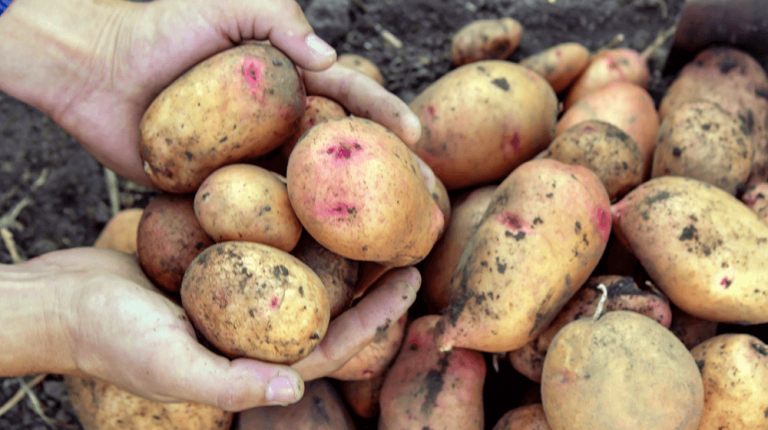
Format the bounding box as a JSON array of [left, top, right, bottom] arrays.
[[668, 305, 719, 350], [93, 208, 143, 256], [520, 42, 590, 94], [65, 376, 232, 430], [611, 175, 768, 324], [541, 311, 704, 430], [181, 241, 330, 364], [237, 379, 355, 430], [287, 117, 444, 267], [435, 159, 611, 353], [412, 151, 452, 235], [336, 53, 385, 85], [509, 275, 672, 383], [422, 186, 496, 313], [280, 95, 347, 158], [651, 100, 754, 195], [137, 194, 214, 294], [339, 373, 386, 419], [379, 315, 486, 430], [409, 60, 558, 190], [691, 334, 768, 429], [493, 404, 551, 430], [451, 18, 523, 66], [330, 314, 406, 380], [539, 119, 644, 201], [564, 48, 651, 110], [741, 181, 768, 223], [140, 44, 305, 193], [193, 164, 302, 251]]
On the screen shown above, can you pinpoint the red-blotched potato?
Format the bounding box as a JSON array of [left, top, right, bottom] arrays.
[[181, 241, 329, 364], [194, 164, 302, 251], [339, 373, 386, 419], [541, 311, 704, 430], [409, 60, 558, 190], [93, 208, 143, 256], [281, 95, 347, 159], [329, 314, 407, 380], [742, 182, 768, 223], [668, 304, 719, 350], [651, 100, 754, 195], [64, 376, 232, 430], [435, 159, 611, 353], [691, 334, 768, 429], [140, 44, 305, 193], [493, 404, 551, 430], [611, 175, 768, 324], [137, 194, 214, 294], [336, 54, 385, 85], [520, 42, 590, 94], [451, 18, 523, 66], [564, 48, 651, 110], [287, 117, 444, 267]]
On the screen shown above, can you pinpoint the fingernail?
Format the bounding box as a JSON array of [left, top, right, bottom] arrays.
[[265, 376, 298, 405], [305, 33, 336, 58]]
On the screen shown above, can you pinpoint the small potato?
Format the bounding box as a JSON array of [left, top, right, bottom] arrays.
[[691, 334, 768, 430], [181, 241, 330, 364], [194, 164, 302, 252], [280, 95, 347, 159], [520, 42, 590, 94], [336, 54, 385, 85], [339, 373, 386, 419], [329, 314, 407, 380], [493, 404, 551, 430], [741, 182, 768, 223], [564, 48, 651, 110], [669, 305, 719, 350], [93, 208, 143, 256], [137, 194, 214, 294], [451, 18, 523, 66], [651, 100, 754, 195]]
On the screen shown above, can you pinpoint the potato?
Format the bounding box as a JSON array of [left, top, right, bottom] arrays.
[[493, 404, 551, 430], [237, 379, 355, 430], [651, 100, 754, 195], [435, 159, 611, 353], [64, 376, 232, 430], [409, 60, 558, 190], [180, 241, 329, 364], [668, 304, 719, 350], [422, 186, 496, 313], [564, 48, 651, 110], [508, 275, 672, 383], [690, 334, 768, 429], [539, 119, 644, 201], [557, 81, 659, 177], [336, 53, 385, 85], [193, 164, 302, 251], [611, 175, 768, 324], [520, 385, 543, 406], [137, 194, 214, 294], [379, 315, 486, 430], [329, 314, 406, 380], [451, 18, 523, 66], [93, 208, 143, 256], [286, 117, 444, 267], [742, 181, 768, 223], [140, 44, 305, 193], [520, 42, 590, 94], [339, 373, 386, 419], [541, 311, 704, 430], [280, 95, 347, 159]]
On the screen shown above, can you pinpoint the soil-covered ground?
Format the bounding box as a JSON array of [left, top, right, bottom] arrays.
[[4, 0, 762, 429]]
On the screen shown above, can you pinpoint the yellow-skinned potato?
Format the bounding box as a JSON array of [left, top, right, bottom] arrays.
[[93, 208, 143, 256], [181, 241, 329, 364], [336, 54, 385, 85], [611, 176, 768, 324], [691, 334, 768, 430], [194, 164, 302, 252], [435, 159, 611, 353], [409, 60, 558, 190], [741, 182, 768, 223], [280, 95, 347, 159], [493, 404, 551, 430], [451, 18, 523, 66], [520, 42, 590, 94], [140, 44, 305, 193]]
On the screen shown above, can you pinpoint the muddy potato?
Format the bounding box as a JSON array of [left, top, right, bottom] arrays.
[[451, 18, 523, 66], [181, 241, 329, 364], [93, 208, 143, 256], [409, 60, 558, 190], [140, 44, 305, 193], [281, 95, 347, 159], [651, 100, 754, 195], [564, 48, 651, 110], [691, 334, 768, 429], [493, 404, 551, 430], [339, 373, 386, 419], [742, 182, 768, 223], [520, 42, 590, 94], [137, 194, 214, 294], [336, 53, 385, 85], [541, 311, 704, 430]]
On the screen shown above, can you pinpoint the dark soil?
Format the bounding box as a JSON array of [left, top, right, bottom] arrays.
[[4, 0, 761, 429]]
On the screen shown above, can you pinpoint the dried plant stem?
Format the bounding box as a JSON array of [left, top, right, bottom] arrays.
[[1, 228, 24, 264], [0, 374, 46, 418], [592, 284, 608, 321], [104, 167, 120, 217]]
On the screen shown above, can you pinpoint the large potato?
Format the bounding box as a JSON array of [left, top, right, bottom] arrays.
[[409, 60, 558, 190], [280, 95, 347, 158], [181, 241, 330, 364], [140, 44, 305, 193]]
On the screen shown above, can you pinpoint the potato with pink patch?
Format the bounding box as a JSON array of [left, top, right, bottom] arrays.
[[281, 95, 347, 158], [741, 181, 768, 223]]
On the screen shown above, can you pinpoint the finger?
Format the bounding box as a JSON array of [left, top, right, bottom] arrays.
[[292, 266, 421, 381], [302, 63, 423, 145]]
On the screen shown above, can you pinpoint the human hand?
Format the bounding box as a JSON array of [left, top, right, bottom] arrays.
[[21, 247, 420, 411], [0, 0, 420, 188]]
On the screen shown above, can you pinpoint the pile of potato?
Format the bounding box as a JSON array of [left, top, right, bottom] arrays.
[[66, 19, 768, 430]]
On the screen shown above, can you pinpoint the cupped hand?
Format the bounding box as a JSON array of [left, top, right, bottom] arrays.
[[29, 247, 420, 411]]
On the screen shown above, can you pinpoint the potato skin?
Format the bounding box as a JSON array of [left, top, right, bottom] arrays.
[[564, 48, 651, 110], [520, 42, 590, 94], [691, 334, 768, 429], [668, 305, 719, 350], [541, 311, 704, 430], [194, 164, 303, 251], [336, 54, 385, 85], [339, 373, 386, 419], [409, 60, 558, 190], [492, 404, 551, 430], [281, 95, 347, 158], [451, 18, 523, 66], [93, 208, 143, 256], [181, 241, 329, 364], [140, 44, 305, 193], [741, 182, 768, 223], [329, 314, 407, 380], [611, 175, 768, 324]]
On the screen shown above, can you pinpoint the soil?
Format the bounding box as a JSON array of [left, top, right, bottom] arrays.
[[1, 0, 763, 429]]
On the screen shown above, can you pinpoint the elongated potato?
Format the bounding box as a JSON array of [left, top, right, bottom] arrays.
[[280, 95, 347, 158], [564, 48, 651, 110], [520, 42, 590, 94], [611, 175, 768, 324], [435, 159, 611, 353], [493, 404, 551, 430], [93, 208, 143, 257], [409, 60, 558, 190], [451, 18, 523, 66]]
